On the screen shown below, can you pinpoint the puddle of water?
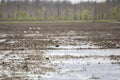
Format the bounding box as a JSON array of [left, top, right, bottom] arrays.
[[46, 49, 120, 56], [6, 41, 18, 44], [48, 44, 101, 49], [0, 39, 6, 43], [50, 58, 114, 64], [42, 63, 120, 80], [43, 49, 120, 80]]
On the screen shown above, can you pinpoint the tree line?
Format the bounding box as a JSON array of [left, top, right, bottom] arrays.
[[0, 0, 120, 21]]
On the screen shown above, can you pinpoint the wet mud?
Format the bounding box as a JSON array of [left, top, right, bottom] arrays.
[[0, 22, 120, 80]]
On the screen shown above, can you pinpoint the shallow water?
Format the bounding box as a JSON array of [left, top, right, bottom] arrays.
[[42, 49, 120, 80], [0, 39, 6, 43], [46, 49, 120, 56], [48, 45, 101, 49]]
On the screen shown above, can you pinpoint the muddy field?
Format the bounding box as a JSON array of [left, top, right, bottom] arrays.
[[0, 22, 120, 80]]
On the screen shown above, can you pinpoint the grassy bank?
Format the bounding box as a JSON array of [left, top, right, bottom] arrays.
[[0, 20, 116, 24]]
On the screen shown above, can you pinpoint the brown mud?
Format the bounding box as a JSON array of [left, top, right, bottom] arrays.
[[0, 22, 120, 80]]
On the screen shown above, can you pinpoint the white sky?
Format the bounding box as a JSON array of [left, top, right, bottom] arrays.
[[53, 0, 106, 3]]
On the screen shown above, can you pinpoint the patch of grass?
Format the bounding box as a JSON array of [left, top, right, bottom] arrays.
[[0, 20, 115, 24]]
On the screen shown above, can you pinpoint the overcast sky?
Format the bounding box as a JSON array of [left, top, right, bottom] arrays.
[[53, 0, 106, 3]]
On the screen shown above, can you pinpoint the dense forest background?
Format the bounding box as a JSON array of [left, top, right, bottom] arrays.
[[0, 0, 120, 21]]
